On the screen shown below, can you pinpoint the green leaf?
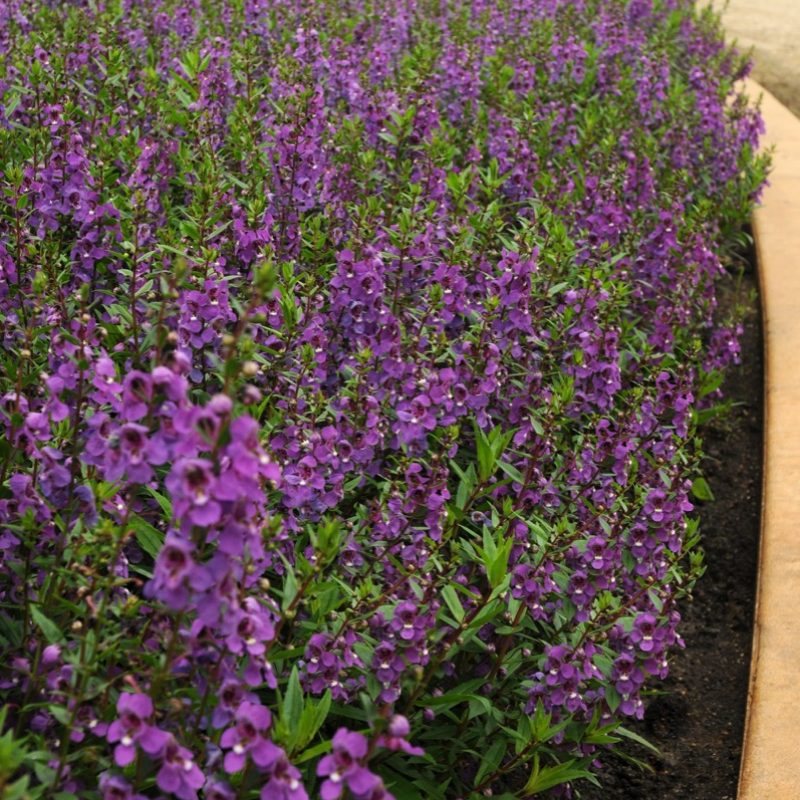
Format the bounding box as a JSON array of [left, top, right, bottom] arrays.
[[30, 606, 65, 644], [455, 463, 477, 510], [616, 725, 660, 754], [128, 515, 164, 559], [604, 685, 621, 714], [146, 487, 173, 518], [295, 690, 331, 751], [441, 584, 465, 623], [498, 460, 525, 484], [524, 755, 595, 795], [295, 737, 333, 764], [691, 476, 715, 502], [383, 769, 425, 800], [283, 666, 304, 729], [282, 565, 299, 612], [488, 535, 513, 588], [474, 739, 506, 786], [5, 775, 31, 800], [48, 704, 71, 726]]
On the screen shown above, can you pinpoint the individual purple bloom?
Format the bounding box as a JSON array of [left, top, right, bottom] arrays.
[[24, 411, 50, 441], [70, 704, 108, 742], [211, 679, 254, 729], [226, 415, 282, 485], [92, 355, 122, 397], [630, 612, 663, 653], [389, 601, 426, 643], [41, 644, 61, 666], [121, 371, 153, 421], [354, 782, 396, 800], [260, 753, 308, 800], [156, 735, 204, 800], [145, 533, 197, 608], [317, 728, 377, 800], [205, 781, 235, 800], [99, 773, 147, 800], [219, 701, 279, 773], [643, 488, 668, 522], [376, 715, 425, 757], [166, 458, 221, 526], [224, 598, 277, 656], [114, 423, 167, 483], [74, 484, 99, 526], [106, 693, 168, 767]]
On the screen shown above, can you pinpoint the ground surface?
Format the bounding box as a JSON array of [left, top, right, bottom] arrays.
[[708, 0, 800, 117], [578, 252, 763, 799]]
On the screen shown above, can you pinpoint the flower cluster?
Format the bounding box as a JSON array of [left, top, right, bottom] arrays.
[[0, 0, 766, 797]]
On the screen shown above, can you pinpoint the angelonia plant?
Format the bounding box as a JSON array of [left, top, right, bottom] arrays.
[[0, 0, 767, 798]]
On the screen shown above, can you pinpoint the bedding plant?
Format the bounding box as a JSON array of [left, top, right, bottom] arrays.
[[0, 0, 768, 798]]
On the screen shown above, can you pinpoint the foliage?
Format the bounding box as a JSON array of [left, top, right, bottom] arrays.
[[0, 0, 767, 798]]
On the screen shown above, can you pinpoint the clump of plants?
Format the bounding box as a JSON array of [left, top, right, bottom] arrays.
[[0, 0, 767, 798]]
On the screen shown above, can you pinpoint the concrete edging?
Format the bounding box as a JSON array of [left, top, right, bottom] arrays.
[[737, 79, 800, 800]]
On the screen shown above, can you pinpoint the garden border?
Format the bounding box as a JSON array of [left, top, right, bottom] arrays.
[[738, 79, 800, 800]]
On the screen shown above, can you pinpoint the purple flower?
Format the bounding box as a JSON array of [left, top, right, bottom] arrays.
[[220, 701, 280, 773], [146, 533, 199, 609], [205, 781, 235, 800], [121, 371, 153, 421], [99, 773, 146, 800], [317, 728, 379, 800], [376, 715, 425, 757], [166, 458, 221, 526], [156, 735, 204, 800], [630, 612, 664, 653], [389, 601, 426, 643], [106, 693, 168, 766], [260, 754, 308, 800], [224, 598, 277, 656]]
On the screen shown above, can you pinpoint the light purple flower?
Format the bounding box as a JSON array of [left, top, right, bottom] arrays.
[[220, 701, 280, 773], [155, 735, 204, 800], [106, 693, 168, 767], [317, 728, 379, 800]]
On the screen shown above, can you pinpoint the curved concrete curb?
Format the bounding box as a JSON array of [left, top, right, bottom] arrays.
[[737, 80, 800, 800]]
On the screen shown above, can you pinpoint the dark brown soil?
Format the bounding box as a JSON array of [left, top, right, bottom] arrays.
[[578, 246, 763, 800]]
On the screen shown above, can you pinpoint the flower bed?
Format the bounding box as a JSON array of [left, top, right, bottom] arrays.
[[0, 1, 767, 798]]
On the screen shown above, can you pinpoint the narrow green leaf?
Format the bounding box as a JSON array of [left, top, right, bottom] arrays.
[[128, 515, 164, 559], [474, 739, 506, 786], [30, 606, 65, 644], [146, 487, 173, 518], [283, 667, 304, 735], [441, 585, 465, 623]]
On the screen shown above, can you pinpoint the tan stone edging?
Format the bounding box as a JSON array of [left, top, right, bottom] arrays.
[[737, 79, 800, 800]]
